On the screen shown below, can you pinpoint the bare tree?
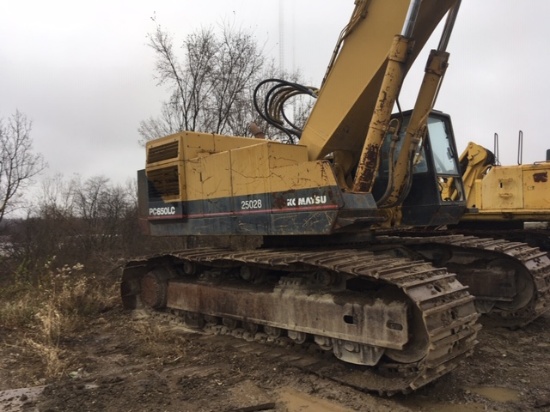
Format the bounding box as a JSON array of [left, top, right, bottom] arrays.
[[138, 22, 265, 144], [139, 20, 320, 147], [0, 111, 45, 224]]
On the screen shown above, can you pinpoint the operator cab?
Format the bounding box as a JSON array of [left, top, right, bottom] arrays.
[[374, 110, 466, 226]]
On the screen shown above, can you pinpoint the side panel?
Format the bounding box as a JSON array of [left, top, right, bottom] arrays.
[[523, 165, 550, 210], [144, 138, 348, 236], [202, 152, 232, 217], [461, 162, 550, 222], [181, 133, 215, 160], [184, 157, 203, 214], [230, 143, 272, 197], [146, 186, 342, 236], [480, 167, 523, 210]]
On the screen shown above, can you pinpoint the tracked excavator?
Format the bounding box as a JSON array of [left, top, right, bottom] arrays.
[[121, 0, 549, 394], [450, 141, 550, 251], [387, 137, 550, 318]]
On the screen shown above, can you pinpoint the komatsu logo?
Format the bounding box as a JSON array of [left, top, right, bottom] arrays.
[[286, 195, 327, 207], [149, 206, 176, 216]]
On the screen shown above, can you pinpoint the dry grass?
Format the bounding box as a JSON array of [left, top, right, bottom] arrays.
[[0, 261, 119, 380], [126, 316, 190, 363]]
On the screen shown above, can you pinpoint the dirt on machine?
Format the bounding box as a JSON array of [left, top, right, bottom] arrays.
[[121, 0, 549, 395]]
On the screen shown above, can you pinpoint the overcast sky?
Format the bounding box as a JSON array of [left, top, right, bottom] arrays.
[[1, 0, 549, 192]]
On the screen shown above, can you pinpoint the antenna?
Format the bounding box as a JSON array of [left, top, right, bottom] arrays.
[[493, 133, 500, 165], [517, 130, 523, 165], [279, 0, 285, 73], [291, 1, 295, 74]]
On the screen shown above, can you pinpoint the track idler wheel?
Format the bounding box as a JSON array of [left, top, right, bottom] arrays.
[[140, 270, 171, 309], [488, 258, 535, 312]]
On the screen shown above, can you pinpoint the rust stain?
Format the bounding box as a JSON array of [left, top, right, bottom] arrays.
[[533, 172, 548, 183], [356, 145, 380, 192]]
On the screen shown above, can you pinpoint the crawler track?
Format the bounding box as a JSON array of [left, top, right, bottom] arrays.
[[378, 234, 550, 328], [121, 247, 480, 394], [453, 227, 550, 253]]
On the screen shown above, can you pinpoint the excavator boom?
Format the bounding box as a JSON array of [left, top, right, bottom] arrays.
[[300, 0, 458, 161]]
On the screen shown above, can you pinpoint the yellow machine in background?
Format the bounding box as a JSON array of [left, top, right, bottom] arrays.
[[121, 0, 550, 394], [452, 141, 550, 250], [460, 141, 550, 222]]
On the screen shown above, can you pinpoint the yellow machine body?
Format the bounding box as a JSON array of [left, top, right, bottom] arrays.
[[459, 142, 550, 222], [146, 132, 325, 203], [143, 0, 465, 236]]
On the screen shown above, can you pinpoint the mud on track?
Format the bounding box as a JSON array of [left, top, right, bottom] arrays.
[[1, 308, 550, 412]]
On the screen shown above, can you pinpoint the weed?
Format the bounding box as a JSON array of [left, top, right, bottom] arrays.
[[1, 262, 119, 380]]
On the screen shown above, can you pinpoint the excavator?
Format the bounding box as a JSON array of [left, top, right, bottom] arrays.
[[121, 0, 549, 394], [376, 133, 550, 319], [389, 137, 550, 316], [452, 140, 550, 251]]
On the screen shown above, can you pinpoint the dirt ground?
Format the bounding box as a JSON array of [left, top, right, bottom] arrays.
[[1, 302, 550, 412]]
